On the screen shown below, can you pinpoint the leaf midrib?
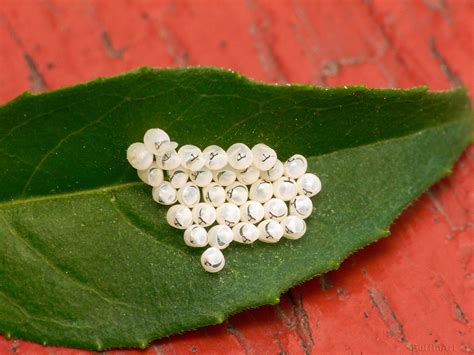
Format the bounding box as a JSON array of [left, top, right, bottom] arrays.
[[0, 118, 466, 210]]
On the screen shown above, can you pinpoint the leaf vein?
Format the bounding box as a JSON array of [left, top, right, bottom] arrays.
[[0, 213, 133, 309], [19, 102, 126, 196], [108, 196, 189, 256]]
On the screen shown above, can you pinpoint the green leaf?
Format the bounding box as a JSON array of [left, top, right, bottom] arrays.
[[0, 67, 471, 350]]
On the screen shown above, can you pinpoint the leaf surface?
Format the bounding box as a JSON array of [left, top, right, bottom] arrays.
[[0, 67, 471, 350]]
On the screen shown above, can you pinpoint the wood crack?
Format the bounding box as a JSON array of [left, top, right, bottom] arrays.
[[226, 320, 251, 355], [23, 53, 47, 92], [0, 16, 47, 92], [428, 36, 463, 87], [101, 31, 127, 59], [286, 291, 315, 355], [368, 288, 408, 344], [246, 0, 288, 83]]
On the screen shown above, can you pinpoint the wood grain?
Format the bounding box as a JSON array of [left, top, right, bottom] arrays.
[[0, 0, 472, 353]]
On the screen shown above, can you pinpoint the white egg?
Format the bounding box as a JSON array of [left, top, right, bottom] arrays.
[[212, 166, 237, 186], [227, 143, 253, 170], [168, 168, 189, 189], [236, 165, 260, 185], [177, 182, 201, 207], [143, 128, 170, 155], [216, 203, 241, 227], [192, 203, 217, 227], [156, 149, 181, 170], [297, 173, 322, 197], [289, 195, 313, 219], [232, 222, 259, 244], [178, 145, 206, 171], [137, 162, 164, 187], [263, 198, 288, 221], [260, 159, 284, 182], [251, 143, 277, 171], [184, 225, 208, 247], [152, 182, 177, 205], [225, 182, 249, 206], [273, 177, 297, 201], [202, 183, 226, 207], [208, 225, 234, 249], [127, 142, 153, 170], [201, 247, 225, 273], [249, 179, 274, 203], [281, 216, 306, 240], [258, 219, 284, 243], [203, 145, 228, 170], [284, 154, 307, 179], [189, 168, 213, 187], [240, 201, 265, 224], [166, 204, 193, 230]]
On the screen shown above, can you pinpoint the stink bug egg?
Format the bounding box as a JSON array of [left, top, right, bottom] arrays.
[[263, 198, 288, 221], [281, 216, 306, 240], [297, 173, 321, 197], [168, 168, 189, 189], [178, 145, 205, 171], [137, 162, 164, 187], [289, 195, 313, 219], [216, 203, 241, 227], [166, 204, 193, 230], [258, 219, 284, 243], [212, 166, 237, 187], [260, 159, 284, 182], [127, 142, 153, 170], [201, 247, 225, 273], [143, 128, 170, 155], [240, 201, 264, 224], [203, 145, 228, 170], [227, 143, 253, 170], [236, 165, 260, 185], [184, 225, 208, 247], [152, 182, 177, 205], [177, 182, 201, 207], [273, 177, 297, 201], [284, 154, 307, 179], [156, 149, 181, 170], [225, 182, 249, 206], [208, 225, 234, 249], [192, 203, 217, 227], [232, 222, 259, 244], [251, 143, 277, 171], [249, 179, 274, 203], [189, 168, 213, 187], [202, 183, 226, 207]]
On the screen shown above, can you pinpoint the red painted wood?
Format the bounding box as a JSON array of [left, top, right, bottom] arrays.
[[0, 0, 472, 353]]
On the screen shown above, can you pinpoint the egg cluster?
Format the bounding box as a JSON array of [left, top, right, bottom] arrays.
[[127, 128, 321, 272]]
